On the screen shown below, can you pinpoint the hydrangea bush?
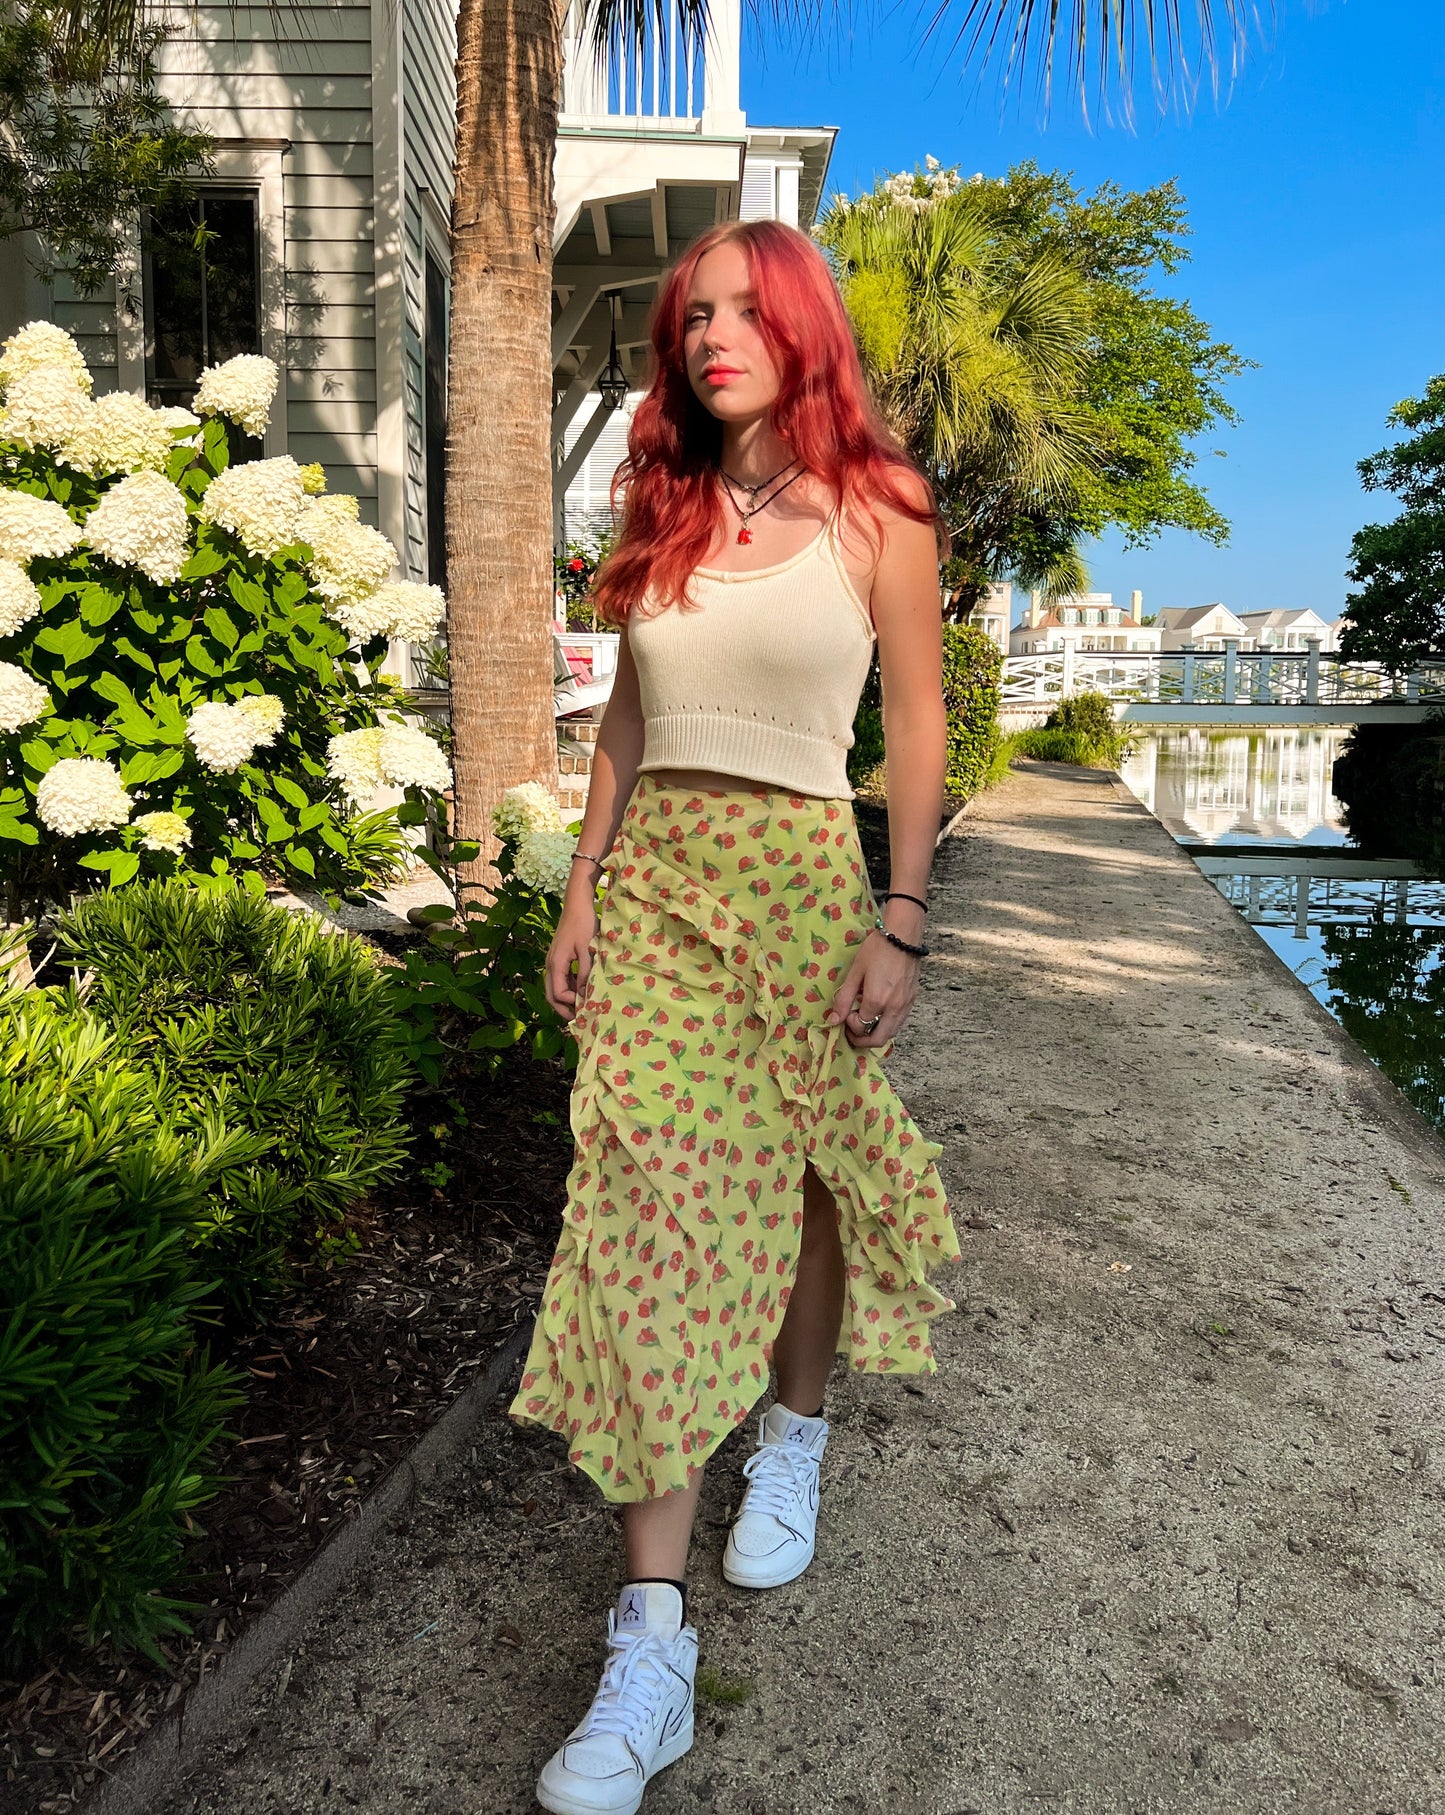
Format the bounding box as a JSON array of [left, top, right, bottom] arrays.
[[0, 324, 452, 918], [394, 783, 583, 1083]]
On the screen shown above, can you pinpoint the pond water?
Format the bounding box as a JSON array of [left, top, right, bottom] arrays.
[[1118, 729, 1445, 1131]]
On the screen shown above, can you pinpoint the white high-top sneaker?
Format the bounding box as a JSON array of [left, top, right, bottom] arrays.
[[535, 1581, 697, 1815], [721, 1401, 828, 1589]]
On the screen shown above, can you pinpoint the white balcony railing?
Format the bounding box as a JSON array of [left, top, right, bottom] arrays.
[[560, 0, 742, 132]]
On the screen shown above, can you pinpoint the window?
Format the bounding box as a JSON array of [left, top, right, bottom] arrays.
[[424, 246, 449, 586], [1064, 608, 1078, 624], [144, 190, 263, 454]]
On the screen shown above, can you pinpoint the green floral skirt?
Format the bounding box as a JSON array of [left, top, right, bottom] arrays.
[[507, 773, 960, 1502]]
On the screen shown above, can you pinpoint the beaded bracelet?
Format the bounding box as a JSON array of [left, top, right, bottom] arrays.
[[882, 890, 930, 913], [571, 850, 607, 865], [872, 914, 929, 959]]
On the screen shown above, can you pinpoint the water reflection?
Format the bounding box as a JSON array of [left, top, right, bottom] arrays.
[[1119, 728, 1350, 846], [1118, 730, 1445, 1130]]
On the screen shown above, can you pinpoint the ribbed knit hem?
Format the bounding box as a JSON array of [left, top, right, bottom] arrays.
[[640, 712, 854, 800]]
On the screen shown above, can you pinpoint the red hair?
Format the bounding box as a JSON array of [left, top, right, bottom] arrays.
[[590, 219, 939, 623]]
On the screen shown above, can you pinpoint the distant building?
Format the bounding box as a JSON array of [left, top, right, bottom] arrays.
[[960, 582, 1012, 657], [1008, 589, 1161, 655], [1153, 603, 1251, 652], [1236, 608, 1338, 652]]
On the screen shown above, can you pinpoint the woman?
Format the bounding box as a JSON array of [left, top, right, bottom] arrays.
[[509, 218, 962, 1815]]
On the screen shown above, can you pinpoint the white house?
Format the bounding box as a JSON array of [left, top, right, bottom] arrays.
[[1008, 590, 1161, 656], [0, 0, 832, 664], [1153, 602, 1251, 652], [1236, 608, 1338, 652], [958, 582, 1012, 657]]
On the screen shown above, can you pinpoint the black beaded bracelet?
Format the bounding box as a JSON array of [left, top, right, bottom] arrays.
[[882, 890, 929, 913], [872, 914, 929, 959]]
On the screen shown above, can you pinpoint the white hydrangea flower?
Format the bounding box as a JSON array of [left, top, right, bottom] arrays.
[[190, 699, 285, 771], [134, 809, 192, 854], [298, 496, 395, 605], [326, 588, 397, 645], [492, 781, 565, 843], [192, 353, 279, 438], [0, 660, 47, 732], [377, 722, 451, 792], [84, 471, 190, 585], [513, 827, 579, 895], [236, 693, 285, 746], [155, 406, 202, 438], [0, 367, 95, 452], [372, 581, 447, 643], [0, 322, 91, 395], [0, 559, 43, 634], [0, 491, 82, 563], [199, 456, 308, 559], [60, 391, 174, 476], [298, 462, 328, 495], [326, 724, 385, 805], [34, 756, 130, 835]]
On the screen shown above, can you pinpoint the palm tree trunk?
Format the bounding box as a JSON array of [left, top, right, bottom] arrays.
[[447, 0, 563, 868]]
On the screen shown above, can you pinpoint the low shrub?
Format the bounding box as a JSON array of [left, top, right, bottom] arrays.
[[393, 784, 580, 1086], [848, 623, 1002, 799], [1010, 726, 1111, 765], [1037, 690, 1133, 765], [53, 880, 415, 1313], [0, 987, 247, 1664]]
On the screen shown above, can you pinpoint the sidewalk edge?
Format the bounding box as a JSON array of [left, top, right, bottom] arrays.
[[77, 1321, 533, 1815]]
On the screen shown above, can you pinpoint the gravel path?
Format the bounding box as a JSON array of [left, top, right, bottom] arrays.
[[162, 759, 1445, 1815]]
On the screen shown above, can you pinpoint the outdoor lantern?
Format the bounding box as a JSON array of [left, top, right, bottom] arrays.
[[597, 297, 628, 412]]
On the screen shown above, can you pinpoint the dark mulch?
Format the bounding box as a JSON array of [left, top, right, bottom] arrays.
[[853, 795, 970, 893], [0, 1052, 573, 1815]]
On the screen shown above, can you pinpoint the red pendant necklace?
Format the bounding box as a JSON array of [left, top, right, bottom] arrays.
[[722, 461, 806, 544]]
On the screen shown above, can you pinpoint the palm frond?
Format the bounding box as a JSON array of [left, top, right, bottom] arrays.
[[917, 0, 1270, 116]]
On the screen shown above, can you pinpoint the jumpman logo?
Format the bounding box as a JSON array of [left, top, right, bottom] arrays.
[[620, 1590, 645, 1626]]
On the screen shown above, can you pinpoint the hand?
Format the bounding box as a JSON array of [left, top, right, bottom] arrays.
[[545, 898, 601, 1021], [824, 929, 922, 1049]]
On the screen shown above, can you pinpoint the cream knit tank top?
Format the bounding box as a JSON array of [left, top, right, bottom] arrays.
[[628, 512, 875, 800]]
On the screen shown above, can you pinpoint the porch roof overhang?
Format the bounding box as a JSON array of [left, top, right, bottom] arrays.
[[550, 132, 745, 487]]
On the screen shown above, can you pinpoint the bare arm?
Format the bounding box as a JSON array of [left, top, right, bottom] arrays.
[[548, 624, 645, 1018], [873, 510, 947, 923], [826, 504, 945, 1045]]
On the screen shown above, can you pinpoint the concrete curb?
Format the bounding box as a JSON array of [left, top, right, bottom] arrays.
[[78, 1321, 533, 1815]]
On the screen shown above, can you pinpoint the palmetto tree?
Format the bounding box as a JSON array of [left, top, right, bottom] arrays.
[[820, 181, 1103, 616]]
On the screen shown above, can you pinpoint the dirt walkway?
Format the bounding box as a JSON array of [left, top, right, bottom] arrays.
[[163, 760, 1445, 1815]]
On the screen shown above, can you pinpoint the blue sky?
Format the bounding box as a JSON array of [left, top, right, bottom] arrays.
[[742, 0, 1445, 624]]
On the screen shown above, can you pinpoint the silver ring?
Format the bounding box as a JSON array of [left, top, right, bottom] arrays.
[[857, 1012, 882, 1033]]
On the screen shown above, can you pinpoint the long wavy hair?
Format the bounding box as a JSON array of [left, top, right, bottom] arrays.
[[589, 219, 940, 623]]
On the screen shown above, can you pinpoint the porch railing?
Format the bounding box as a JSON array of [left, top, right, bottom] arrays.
[[560, 0, 741, 131]]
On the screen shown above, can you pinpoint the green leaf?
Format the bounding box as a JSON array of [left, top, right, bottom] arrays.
[[273, 775, 310, 809], [34, 619, 103, 669], [414, 903, 456, 925], [185, 635, 222, 677], [285, 843, 317, 876], [77, 849, 140, 883], [77, 583, 126, 628], [180, 545, 227, 580], [201, 416, 230, 473], [256, 795, 292, 844], [0, 814, 38, 844], [113, 637, 157, 673], [204, 605, 239, 650]]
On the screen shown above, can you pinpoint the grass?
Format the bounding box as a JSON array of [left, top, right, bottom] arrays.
[[694, 1664, 755, 1706]]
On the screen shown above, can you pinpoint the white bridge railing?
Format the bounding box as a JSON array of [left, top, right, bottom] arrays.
[[999, 640, 1445, 710]]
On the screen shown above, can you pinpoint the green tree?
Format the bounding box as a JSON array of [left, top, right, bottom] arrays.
[[0, 10, 209, 296], [819, 164, 1102, 616], [1337, 375, 1445, 670], [818, 159, 1247, 617]]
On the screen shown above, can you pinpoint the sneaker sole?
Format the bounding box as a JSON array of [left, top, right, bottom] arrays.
[[535, 1720, 694, 1815], [721, 1538, 816, 1589]]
